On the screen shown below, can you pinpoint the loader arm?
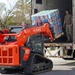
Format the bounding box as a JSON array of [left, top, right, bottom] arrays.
[[16, 23, 53, 46], [0, 23, 53, 46]]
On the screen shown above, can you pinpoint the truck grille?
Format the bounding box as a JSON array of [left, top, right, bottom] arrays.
[[0, 45, 19, 66]]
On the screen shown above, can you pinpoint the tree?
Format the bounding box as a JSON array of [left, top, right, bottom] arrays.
[[0, 2, 6, 28], [0, 1, 18, 28], [12, 0, 31, 25], [0, 2, 5, 12], [0, 0, 31, 28]]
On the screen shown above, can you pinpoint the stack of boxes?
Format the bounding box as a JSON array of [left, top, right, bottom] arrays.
[[31, 9, 63, 39]]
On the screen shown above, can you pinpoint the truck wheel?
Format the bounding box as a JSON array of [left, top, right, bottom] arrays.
[[73, 50, 75, 59], [63, 58, 74, 60]]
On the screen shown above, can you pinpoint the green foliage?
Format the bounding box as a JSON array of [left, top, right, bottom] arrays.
[[12, 0, 31, 24], [0, 0, 31, 29]]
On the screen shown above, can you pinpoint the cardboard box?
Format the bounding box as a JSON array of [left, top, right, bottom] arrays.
[[31, 9, 63, 39]]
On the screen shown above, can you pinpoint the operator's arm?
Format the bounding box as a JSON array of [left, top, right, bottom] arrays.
[[63, 16, 66, 28]]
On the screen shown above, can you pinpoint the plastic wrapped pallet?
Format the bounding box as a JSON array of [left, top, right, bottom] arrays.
[[31, 9, 64, 39]]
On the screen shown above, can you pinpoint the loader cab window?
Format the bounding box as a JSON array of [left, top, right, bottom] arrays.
[[27, 34, 44, 55]]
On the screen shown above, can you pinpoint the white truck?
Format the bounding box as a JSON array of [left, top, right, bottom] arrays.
[[31, 0, 75, 59]]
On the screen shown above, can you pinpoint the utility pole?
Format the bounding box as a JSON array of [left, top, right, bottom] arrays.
[[30, 0, 32, 25]]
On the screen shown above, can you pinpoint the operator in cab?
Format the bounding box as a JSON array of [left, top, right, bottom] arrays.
[[21, 22, 27, 29]]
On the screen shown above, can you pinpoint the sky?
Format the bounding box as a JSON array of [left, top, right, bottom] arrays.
[[0, 0, 18, 17], [0, 0, 18, 10]]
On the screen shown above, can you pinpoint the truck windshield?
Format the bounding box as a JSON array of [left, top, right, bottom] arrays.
[[10, 27, 22, 33], [5, 27, 22, 42]]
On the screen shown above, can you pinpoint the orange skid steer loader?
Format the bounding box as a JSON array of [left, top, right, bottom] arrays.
[[0, 23, 53, 74]]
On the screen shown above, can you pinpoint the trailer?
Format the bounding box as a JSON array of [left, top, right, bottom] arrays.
[[32, 0, 75, 59]]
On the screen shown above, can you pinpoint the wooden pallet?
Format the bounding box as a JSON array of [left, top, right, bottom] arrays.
[[54, 32, 64, 40]]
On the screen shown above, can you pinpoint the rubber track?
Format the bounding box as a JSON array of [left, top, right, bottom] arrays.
[[24, 53, 53, 74]]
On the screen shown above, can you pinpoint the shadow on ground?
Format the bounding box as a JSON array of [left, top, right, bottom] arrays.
[[54, 62, 75, 66]]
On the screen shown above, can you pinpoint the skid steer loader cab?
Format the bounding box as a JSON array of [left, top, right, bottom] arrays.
[[26, 34, 44, 55]]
